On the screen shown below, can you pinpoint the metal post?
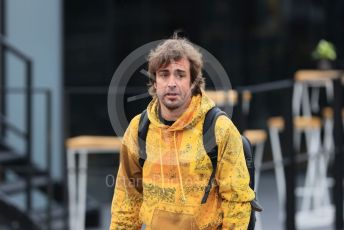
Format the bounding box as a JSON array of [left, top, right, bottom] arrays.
[[0, 0, 6, 137], [236, 92, 247, 133], [333, 77, 343, 229], [63, 91, 70, 229], [25, 60, 33, 212], [46, 90, 52, 230], [284, 86, 296, 230]]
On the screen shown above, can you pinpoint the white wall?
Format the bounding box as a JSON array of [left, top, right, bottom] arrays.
[[5, 0, 63, 179]]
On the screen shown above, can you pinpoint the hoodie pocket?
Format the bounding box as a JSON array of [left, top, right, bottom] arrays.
[[151, 209, 199, 230]]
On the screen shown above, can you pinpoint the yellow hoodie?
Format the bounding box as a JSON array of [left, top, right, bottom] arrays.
[[110, 93, 255, 230]]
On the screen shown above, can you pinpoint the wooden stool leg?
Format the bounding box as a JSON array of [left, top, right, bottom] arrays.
[[315, 150, 331, 208], [301, 85, 312, 117], [293, 129, 302, 153], [324, 118, 334, 154], [254, 142, 265, 192], [268, 127, 286, 221], [292, 83, 303, 117], [67, 150, 77, 230], [310, 87, 320, 113], [301, 128, 322, 211], [255, 212, 263, 230], [77, 151, 88, 230], [325, 80, 334, 102]]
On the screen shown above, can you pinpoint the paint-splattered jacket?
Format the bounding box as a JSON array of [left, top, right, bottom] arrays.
[[110, 92, 255, 230]]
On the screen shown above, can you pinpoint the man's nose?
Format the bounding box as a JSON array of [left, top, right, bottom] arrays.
[[167, 76, 177, 87]]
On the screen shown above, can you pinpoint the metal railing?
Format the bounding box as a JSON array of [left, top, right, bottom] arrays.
[[0, 87, 53, 229], [333, 77, 344, 229], [0, 35, 53, 228], [0, 34, 33, 212]]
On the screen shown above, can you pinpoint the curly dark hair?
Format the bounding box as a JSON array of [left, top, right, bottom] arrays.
[[147, 33, 205, 96]]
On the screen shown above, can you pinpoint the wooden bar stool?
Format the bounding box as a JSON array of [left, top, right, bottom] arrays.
[[205, 89, 251, 112], [66, 136, 122, 230], [243, 129, 267, 191], [266, 117, 287, 221], [293, 70, 341, 116], [267, 116, 332, 227], [205, 89, 238, 108], [292, 70, 341, 154]]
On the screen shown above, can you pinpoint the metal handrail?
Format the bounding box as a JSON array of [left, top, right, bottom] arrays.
[[0, 87, 50, 138], [0, 86, 52, 229], [0, 34, 32, 61], [0, 33, 33, 213], [0, 114, 27, 138], [236, 79, 294, 93]]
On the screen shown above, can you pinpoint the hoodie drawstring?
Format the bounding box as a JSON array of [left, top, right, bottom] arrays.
[[159, 128, 165, 193], [174, 131, 186, 202]]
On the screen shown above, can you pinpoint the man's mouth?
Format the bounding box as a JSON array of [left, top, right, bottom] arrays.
[[165, 93, 179, 100]]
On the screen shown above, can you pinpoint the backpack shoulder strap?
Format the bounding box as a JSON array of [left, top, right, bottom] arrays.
[[242, 135, 255, 189], [203, 107, 227, 152], [201, 106, 227, 204], [138, 109, 149, 167], [242, 135, 263, 213]]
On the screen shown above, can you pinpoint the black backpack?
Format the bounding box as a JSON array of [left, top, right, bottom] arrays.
[[138, 107, 262, 229]]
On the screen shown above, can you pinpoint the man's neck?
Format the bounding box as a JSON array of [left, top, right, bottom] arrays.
[[159, 106, 183, 121], [159, 99, 191, 121], [158, 110, 175, 126]]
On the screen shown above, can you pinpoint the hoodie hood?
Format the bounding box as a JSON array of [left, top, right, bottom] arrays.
[[147, 91, 215, 131]]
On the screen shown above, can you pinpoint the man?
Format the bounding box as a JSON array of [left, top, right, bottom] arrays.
[[110, 35, 255, 230]]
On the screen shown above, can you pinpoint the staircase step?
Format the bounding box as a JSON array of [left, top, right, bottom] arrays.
[[0, 151, 26, 165], [0, 191, 40, 230], [31, 196, 100, 229], [0, 142, 11, 151], [31, 204, 67, 229], [0, 176, 50, 194]]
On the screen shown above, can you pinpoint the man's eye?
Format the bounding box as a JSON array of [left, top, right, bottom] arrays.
[[158, 72, 168, 77]]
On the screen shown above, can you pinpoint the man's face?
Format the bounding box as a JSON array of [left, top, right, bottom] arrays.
[[154, 58, 193, 111]]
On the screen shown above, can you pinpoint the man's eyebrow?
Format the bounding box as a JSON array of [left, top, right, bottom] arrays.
[[157, 69, 169, 72], [175, 69, 186, 73]]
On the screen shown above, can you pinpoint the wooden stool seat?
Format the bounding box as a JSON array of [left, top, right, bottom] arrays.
[[205, 89, 241, 106], [66, 135, 122, 230], [295, 70, 341, 83], [294, 116, 322, 130], [243, 129, 267, 145], [66, 136, 122, 150], [242, 90, 252, 102], [267, 116, 321, 131], [322, 107, 344, 119], [267, 117, 285, 131], [205, 90, 228, 106], [228, 90, 238, 104]]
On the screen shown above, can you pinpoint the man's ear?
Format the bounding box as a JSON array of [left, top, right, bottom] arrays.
[[153, 82, 157, 89]]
